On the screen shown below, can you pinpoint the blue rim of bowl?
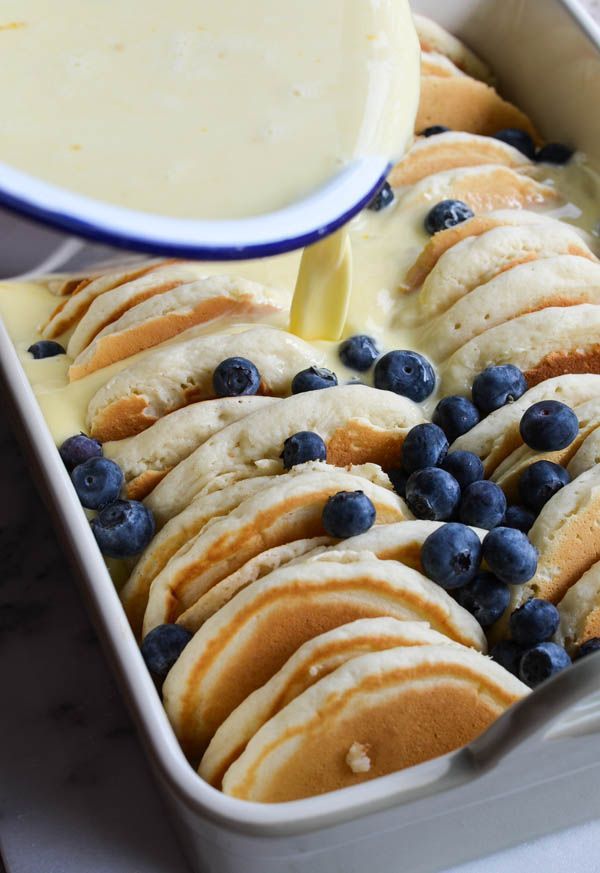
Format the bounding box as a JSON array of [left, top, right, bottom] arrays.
[[0, 162, 392, 260]]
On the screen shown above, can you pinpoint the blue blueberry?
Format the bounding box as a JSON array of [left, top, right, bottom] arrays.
[[490, 640, 525, 676], [421, 125, 451, 137], [387, 468, 407, 499], [292, 366, 338, 394], [509, 598, 560, 646], [536, 143, 574, 164], [374, 350, 436, 402], [421, 522, 482, 590], [519, 641, 571, 687], [472, 365, 528, 415], [576, 638, 600, 659], [519, 460, 571, 513], [322, 491, 376, 539], [519, 401, 579, 452], [493, 128, 536, 160], [91, 499, 155, 558], [59, 433, 102, 471], [338, 335, 379, 372], [459, 480, 507, 530], [367, 181, 395, 212], [441, 451, 484, 491], [401, 423, 448, 475], [455, 571, 510, 627], [405, 468, 460, 521], [425, 199, 474, 235], [140, 624, 193, 683], [28, 340, 66, 359], [71, 457, 124, 510], [503, 505, 536, 534], [213, 357, 260, 397], [482, 527, 538, 585], [281, 431, 327, 470], [433, 395, 480, 443]]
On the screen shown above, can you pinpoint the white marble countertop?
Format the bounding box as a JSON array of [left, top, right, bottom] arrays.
[[1, 3, 600, 870]]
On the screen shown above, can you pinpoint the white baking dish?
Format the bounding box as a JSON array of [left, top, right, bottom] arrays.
[[2, 2, 600, 871]]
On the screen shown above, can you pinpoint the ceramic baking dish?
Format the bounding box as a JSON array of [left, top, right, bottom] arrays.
[[2, 2, 600, 871]]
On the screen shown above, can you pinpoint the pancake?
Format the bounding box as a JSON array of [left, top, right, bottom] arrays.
[[67, 277, 289, 379], [182, 520, 487, 630], [404, 209, 558, 292], [416, 76, 539, 140], [555, 561, 600, 654], [441, 304, 600, 397], [220, 644, 528, 802], [492, 398, 600, 501], [143, 466, 409, 635], [492, 464, 600, 640], [421, 51, 466, 79], [86, 326, 321, 442], [162, 555, 488, 760], [103, 396, 278, 500], [415, 221, 596, 323], [45, 257, 160, 297], [413, 15, 494, 83], [42, 260, 194, 339], [568, 428, 600, 478], [199, 618, 458, 788], [452, 375, 600, 475], [398, 166, 559, 227], [421, 256, 600, 363], [390, 131, 530, 188], [145, 385, 425, 524]]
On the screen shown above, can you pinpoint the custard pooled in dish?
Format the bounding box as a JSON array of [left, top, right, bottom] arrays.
[[3, 13, 600, 802]]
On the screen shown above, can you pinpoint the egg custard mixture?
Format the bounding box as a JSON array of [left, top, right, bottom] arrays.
[[3, 11, 600, 803]]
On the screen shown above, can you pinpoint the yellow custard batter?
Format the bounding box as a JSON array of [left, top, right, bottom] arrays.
[[0, 0, 419, 220]]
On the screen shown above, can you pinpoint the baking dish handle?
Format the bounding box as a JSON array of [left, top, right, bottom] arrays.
[[467, 652, 600, 773]]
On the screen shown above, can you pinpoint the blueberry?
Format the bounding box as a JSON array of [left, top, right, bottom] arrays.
[[490, 640, 525, 676], [213, 357, 260, 397], [388, 468, 407, 499], [140, 624, 193, 683], [281, 431, 327, 470], [401, 423, 448, 475], [503, 505, 536, 534], [482, 527, 538, 585], [519, 401, 579, 452], [405, 468, 460, 521], [91, 499, 155, 558], [421, 125, 451, 137], [424, 199, 474, 235], [71, 457, 124, 510], [291, 366, 338, 394], [576, 638, 600, 659], [421, 522, 482, 590], [59, 433, 102, 471], [374, 350, 436, 402], [338, 335, 379, 372], [519, 460, 571, 513], [459, 480, 507, 530], [441, 451, 484, 490], [509, 598, 560, 646], [455, 571, 510, 627], [519, 642, 571, 687], [536, 143, 574, 164], [321, 491, 376, 539], [472, 365, 528, 415], [27, 340, 66, 359], [367, 181, 395, 212], [493, 128, 536, 160], [433, 395, 480, 443]]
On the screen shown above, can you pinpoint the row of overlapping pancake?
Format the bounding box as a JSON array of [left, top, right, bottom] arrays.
[[32, 17, 600, 800]]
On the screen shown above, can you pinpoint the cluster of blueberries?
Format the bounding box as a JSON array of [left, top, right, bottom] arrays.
[[368, 125, 573, 233]]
